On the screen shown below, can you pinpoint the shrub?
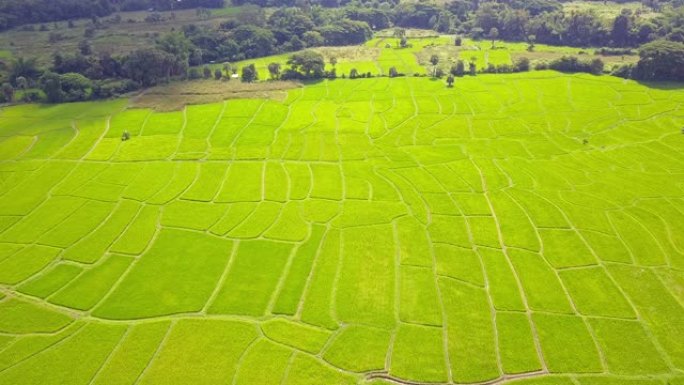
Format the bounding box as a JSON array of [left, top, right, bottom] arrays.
[[514, 57, 530, 72], [535, 60, 549, 70], [188, 68, 201, 79], [596, 47, 635, 56], [548, 56, 604, 75]]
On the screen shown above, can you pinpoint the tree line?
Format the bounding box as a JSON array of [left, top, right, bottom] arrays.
[[3, 0, 684, 104], [0, 0, 224, 31]]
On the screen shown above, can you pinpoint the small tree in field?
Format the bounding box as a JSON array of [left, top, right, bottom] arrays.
[[1, 83, 14, 102], [203, 66, 212, 79], [527, 35, 536, 52], [489, 27, 499, 48], [268, 62, 281, 79], [451, 60, 465, 77], [430, 54, 439, 77], [214, 69, 223, 80], [469, 57, 477, 75], [446, 75, 454, 87], [455, 36, 462, 46], [389, 66, 398, 77], [349, 68, 358, 79], [241, 64, 258, 82]]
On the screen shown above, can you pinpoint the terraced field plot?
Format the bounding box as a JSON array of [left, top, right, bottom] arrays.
[[0, 73, 684, 385]]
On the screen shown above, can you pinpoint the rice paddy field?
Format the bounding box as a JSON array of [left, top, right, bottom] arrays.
[[0, 71, 684, 385], [223, 34, 639, 81]]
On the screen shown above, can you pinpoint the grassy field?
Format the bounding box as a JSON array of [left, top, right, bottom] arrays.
[[0, 71, 683, 384], [215, 33, 639, 81]]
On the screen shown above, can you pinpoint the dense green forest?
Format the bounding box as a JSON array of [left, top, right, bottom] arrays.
[[3, 0, 684, 105]]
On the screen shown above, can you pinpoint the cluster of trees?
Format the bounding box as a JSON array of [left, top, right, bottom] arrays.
[[225, 0, 684, 49], [613, 39, 684, 81], [0, 0, 224, 31], [174, 6, 372, 65]]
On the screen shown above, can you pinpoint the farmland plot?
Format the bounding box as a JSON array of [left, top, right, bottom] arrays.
[[0, 73, 683, 385]]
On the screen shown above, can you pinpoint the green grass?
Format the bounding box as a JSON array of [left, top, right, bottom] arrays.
[[91, 321, 171, 385], [390, 323, 448, 382], [261, 318, 331, 353], [0, 298, 72, 333], [94, 229, 233, 318], [0, 73, 683, 384], [533, 313, 603, 373], [496, 312, 542, 374], [208, 240, 292, 316], [323, 325, 391, 372], [138, 319, 257, 385]]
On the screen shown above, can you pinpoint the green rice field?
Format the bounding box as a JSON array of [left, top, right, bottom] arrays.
[[0, 72, 684, 384]]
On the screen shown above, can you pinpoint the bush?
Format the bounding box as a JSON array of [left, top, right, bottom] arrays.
[[548, 56, 604, 75], [611, 63, 633, 79], [514, 57, 530, 72], [534, 60, 549, 70], [632, 40, 684, 81], [22, 90, 41, 102], [451, 60, 465, 77], [188, 68, 201, 79], [596, 47, 635, 56]]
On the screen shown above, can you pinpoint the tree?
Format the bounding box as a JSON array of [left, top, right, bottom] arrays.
[[59, 72, 92, 101], [230, 25, 276, 59], [469, 58, 477, 76], [287, 50, 325, 78], [157, 32, 193, 62], [9, 57, 41, 85], [203, 66, 212, 79], [319, 19, 372, 46], [241, 64, 258, 82], [123, 49, 182, 87], [389, 66, 398, 77], [188, 67, 202, 79], [393, 28, 406, 40], [223, 63, 233, 77], [446, 75, 454, 87], [350, 68, 358, 79], [15, 76, 28, 90], [268, 62, 281, 79], [79, 40, 92, 56], [489, 27, 499, 48], [633, 40, 684, 80], [514, 57, 531, 72], [527, 35, 536, 52], [214, 68, 223, 80], [1, 83, 14, 102], [302, 31, 324, 47], [429, 54, 439, 77], [451, 60, 465, 77], [455, 36, 462, 46], [39, 71, 63, 103], [611, 9, 633, 47]]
